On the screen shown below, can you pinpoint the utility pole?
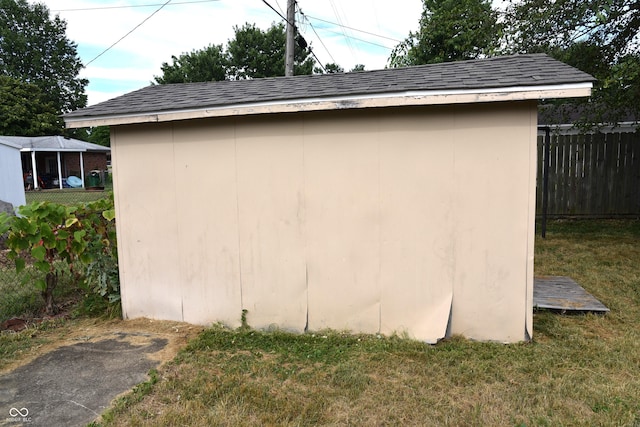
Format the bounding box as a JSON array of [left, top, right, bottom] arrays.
[[285, 0, 295, 76]]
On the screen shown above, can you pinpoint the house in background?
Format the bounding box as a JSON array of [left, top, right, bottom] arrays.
[[0, 136, 110, 190], [64, 54, 594, 343], [0, 138, 26, 209]]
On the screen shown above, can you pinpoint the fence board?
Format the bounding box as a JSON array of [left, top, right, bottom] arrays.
[[536, 131, 640, 217]]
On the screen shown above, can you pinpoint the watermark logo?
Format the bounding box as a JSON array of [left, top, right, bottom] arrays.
[[6, 407, 32, 423], [9, 408, 28, 417]]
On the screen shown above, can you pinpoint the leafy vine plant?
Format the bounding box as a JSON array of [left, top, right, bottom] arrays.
[[0, 197, 117, 315]]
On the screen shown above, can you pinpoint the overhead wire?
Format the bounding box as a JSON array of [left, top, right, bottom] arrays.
[[84, 0, 173, 67], [75, 0, 395, 72], [260, 0, 327, 73], [313, 26, 393, 50], [327, 0, 356, 59], [51, 0, 219, 13], [297, 9, 336, 65], [303, 15, 402, 43], [261, 0, 292, 26]]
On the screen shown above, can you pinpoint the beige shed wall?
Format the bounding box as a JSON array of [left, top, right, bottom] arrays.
[[111, 102, 536, 343]]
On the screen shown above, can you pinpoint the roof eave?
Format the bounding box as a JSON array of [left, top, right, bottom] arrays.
[[20, 147, 88, 152], [64, 83, 593, 129]]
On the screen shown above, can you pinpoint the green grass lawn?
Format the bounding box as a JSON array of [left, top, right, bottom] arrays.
[[3, 220, 640, 425]]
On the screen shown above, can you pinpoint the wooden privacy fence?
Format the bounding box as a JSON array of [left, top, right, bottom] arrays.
[[536, 131, 640, 217]]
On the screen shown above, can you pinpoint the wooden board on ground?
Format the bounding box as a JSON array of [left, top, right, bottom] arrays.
[[534, 276, 609, 313]]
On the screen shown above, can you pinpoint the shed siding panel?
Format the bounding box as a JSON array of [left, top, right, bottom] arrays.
[[235, 117, 307, 331], [378, 108, 455, 342], [112, 124, 182, 321], [450, 103, 533, 342], [172, 122, 243, 327], [303, 113, 382, 333]]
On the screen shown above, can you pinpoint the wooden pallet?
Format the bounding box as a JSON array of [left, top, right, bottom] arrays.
[[533, 276, 609, 313]]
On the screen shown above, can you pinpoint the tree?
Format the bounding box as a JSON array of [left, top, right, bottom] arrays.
[[227, 23, 314, 79], [0, 0, 87, 118], [314, 63, 365, 74], [389, 0, 500, 67], [155, 44, 227, 84], [87, 126, 111, 147], [314, 63, 344, 74], [154, 22, 315, 84], [503, 0, 639, 62], [0, 75, 61, 136], [502, 0, 640, 123]]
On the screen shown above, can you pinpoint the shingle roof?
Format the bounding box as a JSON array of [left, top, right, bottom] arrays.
[[0, 135, 110, 152], [64, 54, 595, 125]]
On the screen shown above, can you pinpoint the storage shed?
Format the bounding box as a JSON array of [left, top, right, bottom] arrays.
[[64, 54, 594, 342], [0, 138, 26, 209]]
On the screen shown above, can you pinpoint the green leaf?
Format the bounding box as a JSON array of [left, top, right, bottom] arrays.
[[102, 209, 116, 221], [74, 230, 86, 242], [65, 217, 79, 228], [34, 278, 46, 291], [56, 230, 70, 239], [26, 220, 38, 234], [31, 245, 46, 261], [14, 257, 25, 273], [35, 260, 50, 273], [17, 238, 29, 251]]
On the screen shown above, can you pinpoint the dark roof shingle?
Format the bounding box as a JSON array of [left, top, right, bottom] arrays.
[[65, 54, 595, 120]]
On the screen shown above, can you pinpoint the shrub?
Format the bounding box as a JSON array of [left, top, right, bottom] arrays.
[[0, 196, 118, 315]]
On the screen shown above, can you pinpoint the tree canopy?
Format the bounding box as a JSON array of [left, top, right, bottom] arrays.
[[155, 44, 227, 84], [0, 75, 60, 136], [86, 126, 111, 147], [0, 0, 87, 114], [389, 0, 500, 67], [0, 0, 87, 136], [155, 22, 315, 84], [227, 23, 314, 79], [502, 0, 640, 123]]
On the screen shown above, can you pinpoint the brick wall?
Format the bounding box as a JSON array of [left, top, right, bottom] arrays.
[[84, 152, 107, 172], [61, 152, 108, 177]]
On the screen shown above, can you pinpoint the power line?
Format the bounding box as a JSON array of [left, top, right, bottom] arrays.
[[304, 14, 402, 43], [261, 0, 293, 27], [306, 21, 337, 65], [261, 0, 326, 73], [328, 0, 356, 58], [315, 26, 394, 50], [308, 49, 327, 73], [85, 0, 172, 67], [51, 0, 219, 13], [298, 9, 336, 65]]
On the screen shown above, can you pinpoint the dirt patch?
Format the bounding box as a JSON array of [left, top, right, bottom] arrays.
[[0, 317, 204, 375]]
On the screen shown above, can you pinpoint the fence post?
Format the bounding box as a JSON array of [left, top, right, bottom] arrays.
[[540, 126, 551, 238]]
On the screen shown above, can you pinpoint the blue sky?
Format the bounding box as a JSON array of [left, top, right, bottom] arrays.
[[37, 0, 423, 106]]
